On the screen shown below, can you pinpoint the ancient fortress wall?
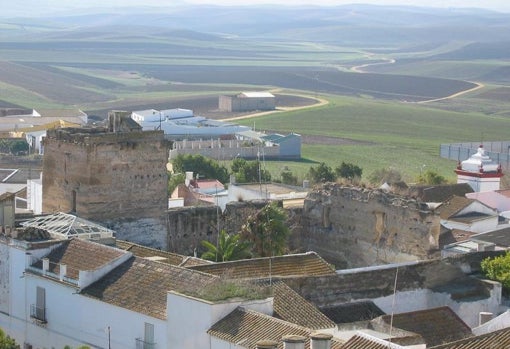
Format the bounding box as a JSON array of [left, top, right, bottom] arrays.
[[299, 184, 441, 268], [42, 129, 168, 222], [166, 200, 268, 255]]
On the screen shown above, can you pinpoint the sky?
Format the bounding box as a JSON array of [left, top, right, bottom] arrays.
[[2, 0, 510, 17]]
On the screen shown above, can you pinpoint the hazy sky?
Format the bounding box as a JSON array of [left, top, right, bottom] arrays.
[[3, 0, 510, 17], [186, 0, 510, 12]]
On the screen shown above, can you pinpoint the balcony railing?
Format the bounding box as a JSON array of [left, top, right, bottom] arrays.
[[30, 304, 46, 323], [135, 338, 155, 349]]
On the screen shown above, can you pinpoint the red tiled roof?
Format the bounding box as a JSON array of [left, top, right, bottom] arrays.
[[438, 196, 476, 219], [31, 238, 127, 280], [429, 327, 510, 349], [190, 252, 335, 279], [115, 240, 210, 266], [341, 334, 400, 349], [82, 256, 218, 320], [208, 307, 343, 349], [273, 282, 336, 330], [372, 306, 473, 347]]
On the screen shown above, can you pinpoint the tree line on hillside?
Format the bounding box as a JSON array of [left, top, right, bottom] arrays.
[[169, 154, 447, 195]]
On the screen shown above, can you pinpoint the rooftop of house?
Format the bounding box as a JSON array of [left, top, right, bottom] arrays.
[[189, 252, 335, 279], [0, 168, 41, 183], [207, 307, 343, 349], [439, 229, 476, 248], [438, 196, 477, 220], [448, 211, 495, 224], [429, 326, 510, 349], [371, 306, 473, 347], [231, 182, 308, 195], [115, 240, 210, 267], [319, 301, 385, 324], [466, 190, 510, 212], [283, 259, 491, 308], [81, 255, 218, 320], [29, 238, 128, 280], [408, 183, 473, 203], [470, 227, 510, 248], [272, 282, 336, 330]]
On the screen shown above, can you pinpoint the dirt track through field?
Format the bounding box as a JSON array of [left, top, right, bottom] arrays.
[[416, 81, 485, 104]]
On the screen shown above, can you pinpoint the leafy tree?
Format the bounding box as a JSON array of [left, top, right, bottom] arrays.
[[368, 167, 402, 185], [481, 252, 510, 290], [335, 162, 363, 180], [0, 328, 20, 349], [9, 140, 29, 155], [231, 158, 271, 184], [201, 230, 251, 262], [167, 172, 186, 194], [307, 162, 336, 184], [417, 169, 447, 185], [240, 202, 289, 257], [172, 154, 229, 183], [280, 170, 298, 186]]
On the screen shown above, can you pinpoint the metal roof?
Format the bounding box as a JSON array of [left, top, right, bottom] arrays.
[[21, 212, 115, 240]]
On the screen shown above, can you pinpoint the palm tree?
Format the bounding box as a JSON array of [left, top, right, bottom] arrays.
[[201, 230, 251, 262], [240, 202, 289, 257]]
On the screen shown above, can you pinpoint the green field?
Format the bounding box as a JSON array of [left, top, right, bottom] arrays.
[[235, 94, 510, 184], [1, 7, 510, 186]]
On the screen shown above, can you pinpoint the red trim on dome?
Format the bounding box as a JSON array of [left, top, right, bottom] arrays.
[[455, 169, 504, 178]]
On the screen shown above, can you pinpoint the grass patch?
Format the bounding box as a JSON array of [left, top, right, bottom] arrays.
[[192, 278, 272, 302]]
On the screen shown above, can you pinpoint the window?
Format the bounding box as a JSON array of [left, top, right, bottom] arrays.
[[30, 286, 46, 323], [136, 323, 155, 349]]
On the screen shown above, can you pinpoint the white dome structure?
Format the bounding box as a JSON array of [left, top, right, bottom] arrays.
[[455, 145, 503, 192]]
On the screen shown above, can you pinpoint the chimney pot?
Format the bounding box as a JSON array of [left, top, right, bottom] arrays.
[[282, 335, 306, 349], [42, 258, 50, 273], [256, 340, 278, 349], [59, 264, 67, 281], [311, 333, 333, 349]]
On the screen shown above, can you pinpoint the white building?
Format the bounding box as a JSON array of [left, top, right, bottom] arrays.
[[131, 108, 250, 139], [455, 145, 504, 192]]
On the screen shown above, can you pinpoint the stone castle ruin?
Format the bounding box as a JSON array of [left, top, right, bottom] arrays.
[[296, 184, 441, 268], [42, 111, 169, 246], [40, 113, 441, 266]]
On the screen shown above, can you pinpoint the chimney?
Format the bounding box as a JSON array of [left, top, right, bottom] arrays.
[[255, 340, 278, 349], [42, 258, 49, 274], [479, 312, 493, 326], [310, 333, 333, 349], [282, 335, 306, 349], [59, 264, 67, 281]]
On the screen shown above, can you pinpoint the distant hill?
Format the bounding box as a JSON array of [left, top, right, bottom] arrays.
[[2, 4, 510, 46]]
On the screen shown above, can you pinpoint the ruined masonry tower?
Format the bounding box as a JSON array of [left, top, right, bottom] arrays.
[[42, 111, 168, 246]]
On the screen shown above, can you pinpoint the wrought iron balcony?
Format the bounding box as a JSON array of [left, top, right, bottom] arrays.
[[30, 304, 46, 323], [135, 338, 155, 349]]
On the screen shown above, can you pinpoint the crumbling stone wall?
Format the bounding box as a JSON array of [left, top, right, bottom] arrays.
[[299, 184, 441, 268], [166, 200, 272, 256], [42, 128, 168, 222], [167, 206, 220, 255]]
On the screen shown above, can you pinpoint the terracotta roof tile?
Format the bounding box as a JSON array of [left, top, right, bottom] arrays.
[[429, 326, 510, 349], [81, 256, 218, 320], [273, 282, 336, 330], [190, 252, 335, 279], [115, 240, 210, 266], [31, 238, 127, 280], [208, 307, 343, 349], [372, 306, 473, 347], [438, 196, 476, 219], [409, 184, 473, 203], [341, 334, 401, 349]]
